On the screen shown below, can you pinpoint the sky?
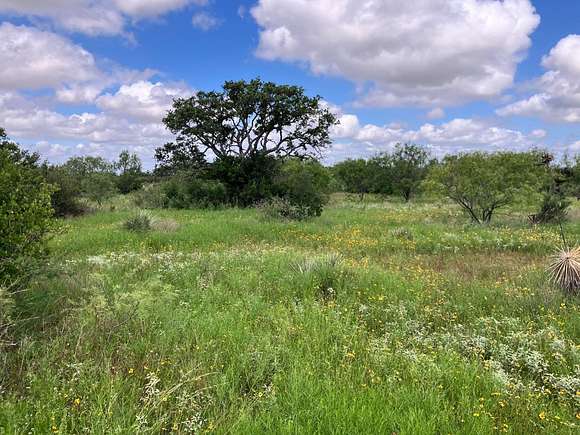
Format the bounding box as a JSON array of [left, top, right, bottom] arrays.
[[0, 0, 579, 168]]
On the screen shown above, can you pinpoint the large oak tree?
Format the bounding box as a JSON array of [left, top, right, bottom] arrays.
[[159, 78, 338, 165]]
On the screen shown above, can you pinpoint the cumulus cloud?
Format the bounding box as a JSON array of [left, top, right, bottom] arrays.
[[252, 0, 540, 108], [0, 23, 99, 89], [498, 35, 580, 123], [0, 0, 208, 35], [324, 106, 546, 162], [0, 23, 160, 105], [96, 80, 191, 121], [0, 89, 174, 165], [191, 11, 220, 31]]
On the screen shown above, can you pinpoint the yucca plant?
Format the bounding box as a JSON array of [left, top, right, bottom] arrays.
[[548, 246, 580, 296]]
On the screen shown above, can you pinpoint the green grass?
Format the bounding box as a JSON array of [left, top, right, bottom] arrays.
[[1, 197, 579, 434]]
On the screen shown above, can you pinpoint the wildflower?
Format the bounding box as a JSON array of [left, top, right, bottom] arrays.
[[74, 398, 81, 406], [128, 368, 134, 374], [538, 411, 546, 420]]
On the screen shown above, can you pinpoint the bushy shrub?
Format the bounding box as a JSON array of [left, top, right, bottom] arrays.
[[123, 211, 153, 232], [210, 154, 280, 206], [274, 158, 331, 217], [257, 197, 311, 221], [165, 175, 228, 209], [1, 140, 54, 281], [134, 183, 169, 209], [42, 165, 86, 217], [116, 172, 144, 195]]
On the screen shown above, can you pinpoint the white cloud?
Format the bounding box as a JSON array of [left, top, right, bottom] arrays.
[[96, 80, 191, 121], [0, 23, 99, 89], [191, 11, 220, 31], [0, 90, 174, 155], [0, 0, 208, 35], [498, 35, 580, 123], [324, 110, 547, 162], [427, 108, 445, 120], [252, 0, 540, 108], [0, 23, 159, 105], [113, 0, 207, 17]]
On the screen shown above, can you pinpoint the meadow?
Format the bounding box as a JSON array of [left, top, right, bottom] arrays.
[[1, 196, 579, 434]]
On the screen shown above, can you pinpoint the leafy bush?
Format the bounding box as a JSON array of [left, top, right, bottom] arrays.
[[257, 197, 311, 221], [134, 183, 169, 209], [210, 154, 280, 206], [1, 136, 54, 281], [123, 211, 153, 232], [164, 175, 228, 209], [42, 165, 86, 217], [274, 158, 331, 217]]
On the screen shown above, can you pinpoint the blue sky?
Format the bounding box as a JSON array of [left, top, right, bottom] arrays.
[[0, 0, 578, 167]]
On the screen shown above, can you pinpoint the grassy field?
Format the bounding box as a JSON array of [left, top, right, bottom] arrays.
[[1, 196, 579, 434]]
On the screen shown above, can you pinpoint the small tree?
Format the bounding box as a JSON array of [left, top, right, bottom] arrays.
[[428, 151, 545, 224], [529, 153, 571, 224], [385, 144, 431, 201], [333, 159, 376, 200], [63, 156, 117, 205], [42, 164, 85, 217], [82, 173, 117, 206], [116, 150, 143, 194]]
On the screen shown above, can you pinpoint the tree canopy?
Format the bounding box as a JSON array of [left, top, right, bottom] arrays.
[[161, 78, 338, 164], [427, 151, 546, 223]]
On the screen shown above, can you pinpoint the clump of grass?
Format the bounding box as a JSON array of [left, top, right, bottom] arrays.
[[548, 246, 580, 296], [390, 227, 414, 241], [292, 254, 343, 300], [123, 210, 154, 233], [151, 218, 181, 233]]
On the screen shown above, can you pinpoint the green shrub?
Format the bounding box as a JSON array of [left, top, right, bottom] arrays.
[[164, 175, 228, 209], [210, 154, 280, 206], [42, 165, 86, 217], [257, 197, 311, 221], [134, 183, 169, 209], [123, 211, 153, 232], [274, 158, 331, 217], [0, 139, 54, 281]]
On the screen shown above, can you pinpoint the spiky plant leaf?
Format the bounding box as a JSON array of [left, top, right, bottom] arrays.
[[548, 247, 580, 296]]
